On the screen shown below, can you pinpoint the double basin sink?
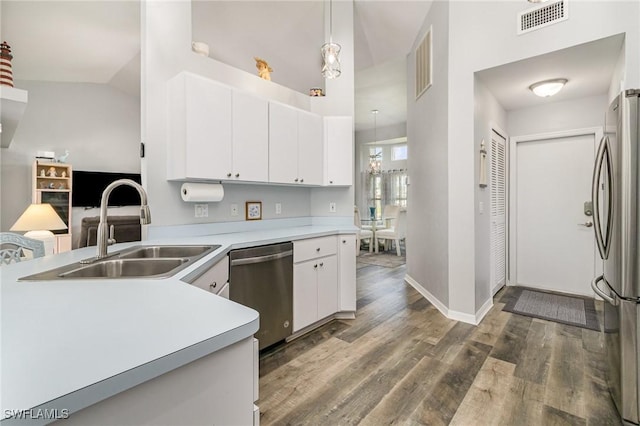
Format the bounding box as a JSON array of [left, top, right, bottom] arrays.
[[20, 245, 220, 281]]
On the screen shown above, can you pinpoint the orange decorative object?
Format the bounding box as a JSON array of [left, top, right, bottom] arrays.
[[254, 57, 273, 81]]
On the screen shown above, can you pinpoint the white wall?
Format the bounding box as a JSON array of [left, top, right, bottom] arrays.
[[508, 94, 609, 137], [0, 81, 141, 239], [406, 0, 450, 306], [473, 78, 507, 311], [408, 0, 640, 321], [142, 1, 355, 230]]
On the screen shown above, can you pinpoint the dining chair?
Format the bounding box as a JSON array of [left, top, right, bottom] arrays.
[[0, 232, 46, 264], [374, 210, 406, 256], [361, 204, 399, 233], [354, 207, 374, 255]]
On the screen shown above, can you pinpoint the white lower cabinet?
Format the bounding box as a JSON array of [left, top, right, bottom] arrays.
[[189, 256, 229, 297], [293, 237, 338, 332], [338, 235, 357, 312]]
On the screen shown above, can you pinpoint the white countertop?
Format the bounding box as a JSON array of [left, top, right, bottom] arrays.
[[1, 224, 356, 423]]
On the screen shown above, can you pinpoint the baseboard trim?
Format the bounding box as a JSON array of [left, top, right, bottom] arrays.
[[404, 274, 492, 325]]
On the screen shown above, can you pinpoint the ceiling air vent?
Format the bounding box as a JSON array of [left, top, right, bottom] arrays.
[[415, 26, 432, 100], [517, 0, 568, 35]]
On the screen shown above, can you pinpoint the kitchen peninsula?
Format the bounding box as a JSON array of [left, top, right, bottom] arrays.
[[1, 224, 356, 425]]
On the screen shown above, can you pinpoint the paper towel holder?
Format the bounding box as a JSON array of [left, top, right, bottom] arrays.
[[180, 182, 224, 202]]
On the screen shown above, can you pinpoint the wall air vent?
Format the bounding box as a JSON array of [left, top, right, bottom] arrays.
[[415, 26, 432, 100], [517, 0, 568, 35]]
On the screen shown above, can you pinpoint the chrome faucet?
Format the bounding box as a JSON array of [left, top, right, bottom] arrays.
[[95, 179, 151, 259]]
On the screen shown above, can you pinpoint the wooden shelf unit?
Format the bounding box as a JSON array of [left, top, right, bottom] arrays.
[[33, 160, 73, 253]]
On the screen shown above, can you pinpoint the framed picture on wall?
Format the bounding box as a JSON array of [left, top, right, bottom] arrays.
[[246, 201, 262, 221]]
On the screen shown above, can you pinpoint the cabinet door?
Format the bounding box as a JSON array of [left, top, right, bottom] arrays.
[[191, 256, 230, 293], [293, 261, 318, 332], [324, 116, 353, 186], [185, 76, 232, 180], [297, 110, 324, 186], [269, 102, 298, 184], [316, 255, 338, 320], [338, 235, 357, 312], [232, 91, 268, 182]]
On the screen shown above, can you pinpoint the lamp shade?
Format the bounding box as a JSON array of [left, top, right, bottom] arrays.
[[11, 203, 67, 232]]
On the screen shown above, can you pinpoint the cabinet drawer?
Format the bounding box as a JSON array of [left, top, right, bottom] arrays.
[[294, 236, 337, 263]]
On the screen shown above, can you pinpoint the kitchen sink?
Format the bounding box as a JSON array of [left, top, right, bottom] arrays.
[[118, 245, 214, 259], [19, 244, 220, 281], [59, 258, 189, 278]]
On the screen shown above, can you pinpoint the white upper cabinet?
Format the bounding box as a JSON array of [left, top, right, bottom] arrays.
[[297, 110, 324, 186], [167, 72, 232, 181], [232, 91, 268, 182], [324, 116, 353, 186], [268, 102, 299, 184], [269, 102, 323, 186]]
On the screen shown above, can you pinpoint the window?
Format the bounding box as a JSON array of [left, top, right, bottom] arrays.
[[392, 145, 407, 161]]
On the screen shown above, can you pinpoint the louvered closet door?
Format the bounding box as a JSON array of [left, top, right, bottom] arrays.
[[490, 130, 507, 293]]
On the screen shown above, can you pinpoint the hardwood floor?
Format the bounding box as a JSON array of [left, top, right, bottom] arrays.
[[258, 262, 621, 425]]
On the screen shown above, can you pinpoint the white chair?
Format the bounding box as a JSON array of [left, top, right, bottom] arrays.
[[0, 232, 46, 264], [354, 207, 374, 255], [374, 210, 406, 256]]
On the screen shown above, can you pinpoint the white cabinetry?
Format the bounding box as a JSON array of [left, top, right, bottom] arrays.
[[167, 72, 232, 181], [269, 102, 323, 186], [324, 116, 353, 186], [293, 236, 338, 332], [167, 72, 268, 183], [338, 235, 357, 312], [232, 91, 268, 182], [189, 256, 230, 298]]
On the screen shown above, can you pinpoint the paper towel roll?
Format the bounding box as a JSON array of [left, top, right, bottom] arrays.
[[180, 183, 224, 202]]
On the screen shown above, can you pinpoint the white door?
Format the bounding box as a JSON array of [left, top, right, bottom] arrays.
[[490, 130, 507, 294], [514, 132, 597, 296], [269, 102, 298, 184]]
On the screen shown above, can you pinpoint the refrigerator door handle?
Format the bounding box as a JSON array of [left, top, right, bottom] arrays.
[[592, 136, 613, 260], [591, 274, 617, 305]]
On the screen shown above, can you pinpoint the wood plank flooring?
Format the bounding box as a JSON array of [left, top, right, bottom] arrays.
[[258, 261, 621, 425]]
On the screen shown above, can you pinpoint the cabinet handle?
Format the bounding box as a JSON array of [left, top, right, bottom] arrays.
[[227, 173, 232, 178], [210, 282, 217, 290], [316, 248, 320, 252], [330, 181, 333, 184], [320, 262, 324, 267], [342, 240, 346, 244], [235, 173, 240, 178], [294, 178, 299, 182], [314, 264, 318, 269], [300, 178, 304, 183]]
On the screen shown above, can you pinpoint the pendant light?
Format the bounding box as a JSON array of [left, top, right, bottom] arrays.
[[321, 0, 341, 79], [368, 110, 381, 174]]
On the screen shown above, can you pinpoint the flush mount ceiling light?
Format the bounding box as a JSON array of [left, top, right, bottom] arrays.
[[321, 0, 341, 79], [529, 78, 568, 97]]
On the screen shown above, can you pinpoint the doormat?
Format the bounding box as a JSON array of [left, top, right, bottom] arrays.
[[357, 251, 406, 268], [501, 287, 600, 331]]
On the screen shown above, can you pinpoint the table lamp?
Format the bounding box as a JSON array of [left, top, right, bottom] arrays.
[[10, 203, 68, 255]]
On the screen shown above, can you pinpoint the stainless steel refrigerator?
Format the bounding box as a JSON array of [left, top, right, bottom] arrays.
[[591, 89, 640, 425]]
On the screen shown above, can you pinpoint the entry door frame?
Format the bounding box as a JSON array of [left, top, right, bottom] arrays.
[[508, 127, 603, 290]]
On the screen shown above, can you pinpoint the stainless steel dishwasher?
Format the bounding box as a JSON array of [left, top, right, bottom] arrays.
[[229, 242, 293, 350]]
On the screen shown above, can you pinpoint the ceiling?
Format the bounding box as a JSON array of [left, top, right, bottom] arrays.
[[476, 33, 624, 111], [0, 2, 625, 134]]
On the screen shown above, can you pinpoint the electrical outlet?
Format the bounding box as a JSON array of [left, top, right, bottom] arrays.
[[275, 203, 282, 215], [230, 204, 239, 216], [329, 202, 337, 213], [195, 204, 208, 218]]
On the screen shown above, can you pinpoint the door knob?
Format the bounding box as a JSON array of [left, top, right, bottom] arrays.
[[578, 221, 593, 227]]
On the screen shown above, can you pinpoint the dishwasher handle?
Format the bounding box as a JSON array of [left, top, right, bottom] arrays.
[[230, 250, 293, 266]]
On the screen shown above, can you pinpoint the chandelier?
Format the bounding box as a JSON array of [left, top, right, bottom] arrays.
[[368, 110, 381, 174]]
